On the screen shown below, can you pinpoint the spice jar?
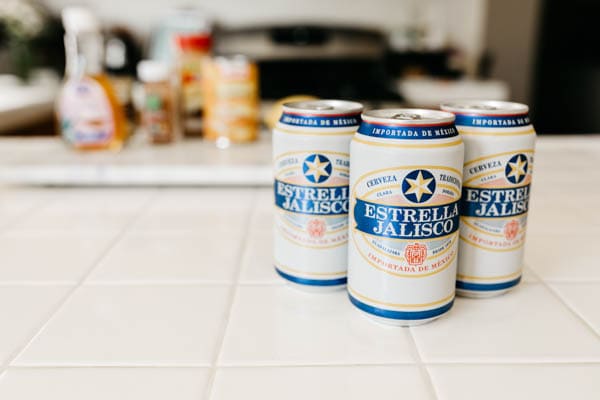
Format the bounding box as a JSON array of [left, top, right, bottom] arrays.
[[137, 60, 178, 144]]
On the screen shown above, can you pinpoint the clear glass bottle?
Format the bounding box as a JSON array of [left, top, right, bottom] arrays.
[[56, 7, 126, 151]]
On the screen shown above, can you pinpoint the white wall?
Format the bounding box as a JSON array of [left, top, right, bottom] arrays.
[[43, 0, 488, 75], [485, 0, 541, 103]]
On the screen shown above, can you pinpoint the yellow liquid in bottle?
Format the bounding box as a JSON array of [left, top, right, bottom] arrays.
[[87, 73, 127, 151]]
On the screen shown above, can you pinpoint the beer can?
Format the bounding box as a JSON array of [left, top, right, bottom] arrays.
[[441, 100, 536, 298], [348, 109, 463, 325], [273, 99, 363, 290]]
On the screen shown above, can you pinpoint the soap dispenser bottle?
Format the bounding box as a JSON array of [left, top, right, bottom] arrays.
[[57, 7, 126, 151]]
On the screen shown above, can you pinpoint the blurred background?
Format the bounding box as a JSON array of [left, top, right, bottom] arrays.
[[0, 0, 596, 138]]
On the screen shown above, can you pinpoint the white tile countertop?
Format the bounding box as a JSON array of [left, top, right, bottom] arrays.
[[0, 135, 599, 399], [0, 134, 272, 186]]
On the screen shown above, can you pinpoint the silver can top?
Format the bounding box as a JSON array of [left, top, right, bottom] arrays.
[[362, 108, 455, 125], [282, 99, 363, 115], [440, 100, 529, 115]]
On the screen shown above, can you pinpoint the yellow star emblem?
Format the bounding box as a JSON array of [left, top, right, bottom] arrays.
[[507, 156, 527, 182], [304, 155, 330, 182], [405, 171, 434, 202]]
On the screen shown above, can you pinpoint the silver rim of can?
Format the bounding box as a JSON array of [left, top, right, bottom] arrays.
[[440, 100, 529, 115], [282, 99, 363, 115], [361, 108, 455, 125]]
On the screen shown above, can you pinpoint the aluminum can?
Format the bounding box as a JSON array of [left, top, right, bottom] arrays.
[[273, 99, 363, 290], [441, 100, 536, 298], [348, 109, 463, 325]]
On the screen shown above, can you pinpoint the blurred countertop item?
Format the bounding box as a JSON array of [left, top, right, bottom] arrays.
[[0, 135, 598, 399], [0, 70, 60, 134]]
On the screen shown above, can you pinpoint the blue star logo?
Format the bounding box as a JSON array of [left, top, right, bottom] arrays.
[[303, 154, 332, 184], [402, 169, 436, 203], [505, 154, 528, 184]]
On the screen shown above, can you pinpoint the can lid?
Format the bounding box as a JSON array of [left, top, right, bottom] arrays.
[[440, 100, 529, 115], [362, 108, 455, 125], [282, 99, 363, 115], [137, 60, 170, 82]]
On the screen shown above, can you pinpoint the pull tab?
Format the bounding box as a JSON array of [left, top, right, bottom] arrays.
[[311, 105, 335, 111], [392, 112, 422, 120], [471, 104, 498, 111]]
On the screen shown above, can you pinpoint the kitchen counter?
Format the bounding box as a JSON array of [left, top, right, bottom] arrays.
[[0, 135, 598, 399], [0, 134, 272, 186]]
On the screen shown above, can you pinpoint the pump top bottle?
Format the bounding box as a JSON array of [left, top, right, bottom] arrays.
[[56, 6, 126, 151]]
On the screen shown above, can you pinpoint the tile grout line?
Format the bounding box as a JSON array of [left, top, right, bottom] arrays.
[[202, 190, 259, 400], [528, 268, 600, 339], [535, 279, 600, 284], [0, 189, 160, 375], [6, 359, 600, 370], [1, 281, 296, 287], [0, 190, 61, 234], [0, 275, 596, 288], [210, 359, 600, 368], [3, 279, 595, 287], [407, 327, 440, 400], [0, 193, 67, 377]]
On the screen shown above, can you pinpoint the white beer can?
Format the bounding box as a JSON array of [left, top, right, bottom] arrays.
[[273, 100, 363, 290], [441, 100, 536, 298], [348, 109, 464, 325]]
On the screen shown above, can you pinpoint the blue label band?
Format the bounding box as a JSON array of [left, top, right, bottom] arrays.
[[461, 184, 530, 218], [454, 114, 531, 128], [354, 199, 460, 240], [456, 276, 521, 292], [349, 294, 454, 321], [275, 267, 347, 286], [279, 112, 361, 128], [275, 180, 349, 216], [357, 122, 458, 140]]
